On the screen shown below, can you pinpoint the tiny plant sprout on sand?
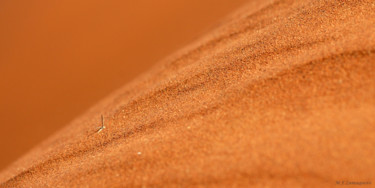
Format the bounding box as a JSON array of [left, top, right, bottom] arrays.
[[97, 115, 106, 133]]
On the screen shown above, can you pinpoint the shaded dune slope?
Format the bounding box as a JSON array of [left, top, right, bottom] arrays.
[[1, 0, 375, 187]]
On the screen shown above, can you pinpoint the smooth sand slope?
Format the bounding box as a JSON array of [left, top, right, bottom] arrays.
[[0, 0, 247, 169], [1, 0, 375, 187]]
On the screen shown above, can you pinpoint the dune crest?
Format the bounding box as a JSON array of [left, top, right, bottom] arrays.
[[1, 0, 375, 187]]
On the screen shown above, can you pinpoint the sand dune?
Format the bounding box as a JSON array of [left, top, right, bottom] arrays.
[[1, 0, 375, 187], [0, 0, 247, 169]]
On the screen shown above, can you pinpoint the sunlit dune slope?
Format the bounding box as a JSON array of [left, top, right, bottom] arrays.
[[1, 0, 375, 187]]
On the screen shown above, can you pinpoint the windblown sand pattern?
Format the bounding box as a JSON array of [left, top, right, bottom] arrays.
[[1, 0, 374, 187]]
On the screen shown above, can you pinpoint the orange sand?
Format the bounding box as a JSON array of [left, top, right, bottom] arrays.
[[1, 0, 375, 187], [0, 0, 247, 169]]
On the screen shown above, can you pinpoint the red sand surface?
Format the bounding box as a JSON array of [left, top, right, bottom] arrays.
[[1, 0, 375, 187], [0, 0, 247, 170]]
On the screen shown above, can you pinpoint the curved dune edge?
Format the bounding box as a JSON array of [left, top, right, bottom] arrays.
[[1, 0, 375, 187]]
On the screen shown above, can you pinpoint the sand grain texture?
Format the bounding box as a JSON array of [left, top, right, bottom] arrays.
[[1, 0, 375, 187], [0, 0, 247, 169]]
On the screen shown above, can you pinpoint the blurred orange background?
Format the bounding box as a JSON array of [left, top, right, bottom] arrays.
[[0, 0, 247, 170]]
